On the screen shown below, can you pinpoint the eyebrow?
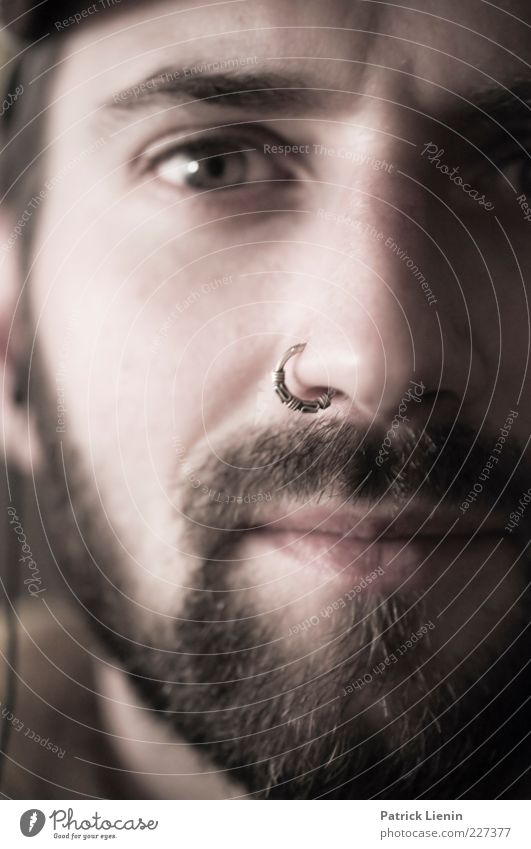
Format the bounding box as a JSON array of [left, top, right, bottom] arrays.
[[103, 67, 531, 143], [105, 69, 325, 114]]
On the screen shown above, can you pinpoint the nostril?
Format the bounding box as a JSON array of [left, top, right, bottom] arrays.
[[271, 343, 336, 414]]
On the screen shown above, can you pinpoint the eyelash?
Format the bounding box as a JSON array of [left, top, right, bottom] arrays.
[[498, 150, 531, 193], [139, 129, 302, 195], [137, 127, 531, 202]]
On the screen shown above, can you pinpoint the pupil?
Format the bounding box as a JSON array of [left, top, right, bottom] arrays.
[[207, 156, 225, 179]]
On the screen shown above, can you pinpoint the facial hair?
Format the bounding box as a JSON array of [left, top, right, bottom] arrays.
[[29, 351, 531, 799]]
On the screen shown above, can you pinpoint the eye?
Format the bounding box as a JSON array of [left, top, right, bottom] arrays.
[[499, 155, 531, 195], [145, 137, 293, 192]]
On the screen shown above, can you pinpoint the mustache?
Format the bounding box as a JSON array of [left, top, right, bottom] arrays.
[[180, 417, 529, 555]]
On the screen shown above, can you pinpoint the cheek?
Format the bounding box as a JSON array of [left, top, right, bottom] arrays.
[[29, 219, 196, 607], [29, 198, 272, 607]]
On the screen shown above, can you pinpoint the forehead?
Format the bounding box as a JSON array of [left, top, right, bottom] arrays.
[[51, 0, 531, 108]]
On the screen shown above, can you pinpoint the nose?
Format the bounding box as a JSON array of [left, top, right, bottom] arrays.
[[278, 149, 484, 425], [286, 269, 438, 422]]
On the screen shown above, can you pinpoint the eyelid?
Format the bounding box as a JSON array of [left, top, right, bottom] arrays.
[[472, 137, 531, 194], [145, 138, 256, 171], [134, 124, 314, 177]]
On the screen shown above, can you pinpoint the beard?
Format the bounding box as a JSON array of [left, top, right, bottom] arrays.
[[29, 349, 531, 799]]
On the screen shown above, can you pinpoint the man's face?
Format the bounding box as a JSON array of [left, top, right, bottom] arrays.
[[20, 0, 531, 796]]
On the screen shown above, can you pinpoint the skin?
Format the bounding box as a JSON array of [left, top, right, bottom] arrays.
[[2, 0, 531, 797]]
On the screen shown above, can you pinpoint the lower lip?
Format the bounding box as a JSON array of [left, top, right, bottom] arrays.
[[241, 529, 502, 588]]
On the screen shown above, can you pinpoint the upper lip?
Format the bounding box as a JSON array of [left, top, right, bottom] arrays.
[[250, 501, 507, 542]]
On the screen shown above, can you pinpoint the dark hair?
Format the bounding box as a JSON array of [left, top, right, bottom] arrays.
[[0, 36, 65, 796], [2, 1, 140, 41], [1, 1, 140, 215], [1, 39, 63, 264]]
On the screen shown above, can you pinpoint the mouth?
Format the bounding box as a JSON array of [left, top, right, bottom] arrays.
[[236, 501, 508, 588]]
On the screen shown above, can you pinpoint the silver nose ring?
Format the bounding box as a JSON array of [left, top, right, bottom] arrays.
[[271, 343, 335, 413]]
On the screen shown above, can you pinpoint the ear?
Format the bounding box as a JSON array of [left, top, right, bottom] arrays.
[[0, 212, 42, 474]]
